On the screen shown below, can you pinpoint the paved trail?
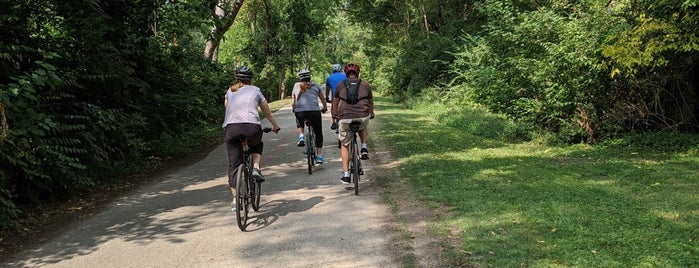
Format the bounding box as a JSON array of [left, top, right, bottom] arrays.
[[4, 106, 395, 268]]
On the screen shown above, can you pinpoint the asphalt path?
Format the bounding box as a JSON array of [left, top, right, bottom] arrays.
[[4, 106, 395, 268]]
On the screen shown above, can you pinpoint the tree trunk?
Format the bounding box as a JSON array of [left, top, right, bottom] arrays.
[[278, 67, 286, 100], [204, 0, 245, 62]]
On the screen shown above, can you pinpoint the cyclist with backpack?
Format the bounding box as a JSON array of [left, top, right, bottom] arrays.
[[223, 66, 281, 210], [292, 68, 328, 164], [325, 64, 346, 130], [331, 63, 375, 184]]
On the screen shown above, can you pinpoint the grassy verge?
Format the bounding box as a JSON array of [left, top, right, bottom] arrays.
[[373, 96, 699, 267]]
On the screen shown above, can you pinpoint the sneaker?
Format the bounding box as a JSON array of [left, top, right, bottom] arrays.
[[340, 176, 351, 185], [330, 123, 338, 130], [316, 155, 324, 164], [297, 136, 305, 147], [252, 168, 265, 183], [360, 148, 369, 160]]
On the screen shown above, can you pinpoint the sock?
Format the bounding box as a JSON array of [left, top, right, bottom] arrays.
[[299, 134, 304, 138], [344, 171, 350, 177], [361, 143, 367, 149]]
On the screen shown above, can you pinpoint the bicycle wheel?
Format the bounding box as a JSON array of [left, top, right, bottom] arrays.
[[351, 135, 361, 195], [251, 171, 261, 212], [234, 164, 248, 231], [306, 131, 315, 174]]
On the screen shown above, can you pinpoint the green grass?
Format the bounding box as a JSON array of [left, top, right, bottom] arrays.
[[373, 97, 699, 267]]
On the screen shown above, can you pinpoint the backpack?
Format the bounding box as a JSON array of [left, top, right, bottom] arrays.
[[342, 79, 362, 104]]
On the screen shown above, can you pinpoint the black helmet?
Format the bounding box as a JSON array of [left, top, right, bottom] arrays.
[[298, 69, 311, 80], [235, 66, 253, 81]]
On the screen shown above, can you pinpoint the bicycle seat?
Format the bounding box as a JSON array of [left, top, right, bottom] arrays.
[[349, 121, 361, 132]]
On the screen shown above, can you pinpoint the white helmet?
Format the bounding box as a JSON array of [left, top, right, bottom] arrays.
[[331, 64, 342, 73], [298, 69, 311, 80]]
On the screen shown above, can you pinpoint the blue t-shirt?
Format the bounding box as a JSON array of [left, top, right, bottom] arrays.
[[325, 72, 347, 95], [222, 85, 266, 127]]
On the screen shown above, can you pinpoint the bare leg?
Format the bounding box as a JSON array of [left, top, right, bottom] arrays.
[[252, 153, 261, 170], [359, 128, 368, 145], [340, 144, 350, 172]]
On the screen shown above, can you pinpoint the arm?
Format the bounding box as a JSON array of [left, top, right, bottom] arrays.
[[318, 90, 328, 113], [369, 86, 375, 118], [291, 83, 300, 112], [259, 100, 281, 133], [224, 89, 229, 108], [331, 97, 340, 119], [331, 84, 340, 118]]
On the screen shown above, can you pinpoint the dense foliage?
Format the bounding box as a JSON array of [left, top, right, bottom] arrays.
[[344, 0, 698, 143], [0, 0, 228, 224]]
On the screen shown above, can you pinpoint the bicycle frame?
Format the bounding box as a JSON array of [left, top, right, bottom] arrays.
[[348, 121, 362, 196], [304, 119, 316, 174]]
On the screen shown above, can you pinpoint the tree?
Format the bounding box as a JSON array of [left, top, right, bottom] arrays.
[[204, 0, 246, 62]]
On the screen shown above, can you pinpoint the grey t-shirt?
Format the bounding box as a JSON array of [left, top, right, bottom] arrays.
[[222, 85, 266, 127], [294, 82, 322, 112]]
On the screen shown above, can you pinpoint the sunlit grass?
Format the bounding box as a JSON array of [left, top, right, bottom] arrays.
[[373, 96, 699, 267]]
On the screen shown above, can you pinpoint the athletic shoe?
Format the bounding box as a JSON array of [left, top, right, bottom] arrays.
[[297, 136, 305, 147], [252, 168, 265, 183], [340, 176, 351, 184], [316, 155, 324, 164], [330, 123, 338, 130], [360, 148, 369, 160]]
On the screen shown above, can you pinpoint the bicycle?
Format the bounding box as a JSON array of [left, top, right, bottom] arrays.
[[234, 127, 272, 231], [347, 121, 364, 196], [304, 119, 316, 174]]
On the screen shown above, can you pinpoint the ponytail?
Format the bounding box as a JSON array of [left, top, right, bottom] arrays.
[[299, 81, 311, 95], [229, 81, 244, 92]]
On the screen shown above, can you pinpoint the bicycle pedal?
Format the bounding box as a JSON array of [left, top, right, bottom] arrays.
[[359, 169, 364, 175]]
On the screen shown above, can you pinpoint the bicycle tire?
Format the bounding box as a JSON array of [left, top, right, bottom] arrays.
[[306, 130, 315, 174], [251, 168, 261, 211], [351, 135, 360, 195], [234, 164, 248, 231]]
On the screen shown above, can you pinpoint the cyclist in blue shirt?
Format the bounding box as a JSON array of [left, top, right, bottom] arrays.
[[325, 64, 346, 130]]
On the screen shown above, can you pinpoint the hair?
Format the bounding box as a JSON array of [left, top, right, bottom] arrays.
[[298, 81, 312, 96], [229, 81, 245, 92]]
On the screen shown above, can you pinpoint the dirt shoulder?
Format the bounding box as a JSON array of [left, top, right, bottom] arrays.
[[369, 118, 470, 267]]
